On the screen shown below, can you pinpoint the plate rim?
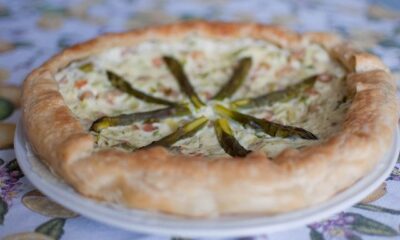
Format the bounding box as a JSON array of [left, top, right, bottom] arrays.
[[14, 119, 400, 237]]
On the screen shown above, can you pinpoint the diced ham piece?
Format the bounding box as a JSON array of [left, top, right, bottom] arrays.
[[290, 49, 305, 61], [262, 111, 274, 121], [203, 91, 212, 100], [161, 87, 178, 97], [276, 65, 294, 78], [317, 73, 333, 83], [100, 90, 123, 104], [190, 51, 204, 60], [74, 79, 87, 89], [152, 57, 163, 68], [142, 123, 158, 132], [256, 62, 271, 71], [308, 104, 320, 113], [79, 91, 94, 101], [305, 87, 320, 96]]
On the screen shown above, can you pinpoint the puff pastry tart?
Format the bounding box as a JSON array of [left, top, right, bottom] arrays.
[[22, 21, 398, 217]]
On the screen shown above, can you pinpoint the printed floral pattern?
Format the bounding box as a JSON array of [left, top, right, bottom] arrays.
[[308, 212, 398, 240], [1, 0, 400, 239], [309, 213, 361, 240], [0, 159, 23, 205], [387, 156, 400, 181]]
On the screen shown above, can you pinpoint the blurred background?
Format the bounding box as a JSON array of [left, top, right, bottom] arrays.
[[0, 0, 399, 86]]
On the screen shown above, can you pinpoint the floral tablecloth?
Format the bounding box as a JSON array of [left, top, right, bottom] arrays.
[[1, 0, 400, 239]]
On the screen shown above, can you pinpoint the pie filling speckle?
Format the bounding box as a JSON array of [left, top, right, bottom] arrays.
[[55, 36, 349, 158]]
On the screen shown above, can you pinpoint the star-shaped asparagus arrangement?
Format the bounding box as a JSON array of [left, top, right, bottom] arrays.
[[90, 56, 318, 157]]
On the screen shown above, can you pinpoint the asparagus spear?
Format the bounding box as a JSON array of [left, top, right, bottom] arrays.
[[214, 104, 317, 140], [107, 70, 177, 106], [214, 118, 251, 157], [0, 97, 14, 121], [230, 74, 318, 109], [78, 63, 94, 73], [163, 56, 205, 109], [212, 57, 252, 100], [90, 104, 191, 132], [142, 116, 209, 148]]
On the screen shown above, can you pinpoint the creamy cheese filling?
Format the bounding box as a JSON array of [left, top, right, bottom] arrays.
[[55, 36, 349, 158]]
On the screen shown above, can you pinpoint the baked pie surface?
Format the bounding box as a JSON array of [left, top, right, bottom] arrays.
[[22, 21, 398, 217]]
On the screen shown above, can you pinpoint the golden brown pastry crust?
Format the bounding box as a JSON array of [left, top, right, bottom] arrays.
[[22, 21, 398, 217]]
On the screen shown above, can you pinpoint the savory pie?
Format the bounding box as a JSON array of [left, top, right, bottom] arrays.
[[22, 21, 398, 217]]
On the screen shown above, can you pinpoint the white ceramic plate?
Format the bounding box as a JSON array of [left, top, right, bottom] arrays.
[[14, 120, 400, 238]]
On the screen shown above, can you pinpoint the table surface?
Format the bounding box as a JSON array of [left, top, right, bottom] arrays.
[[1, 0, 400, 239]]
